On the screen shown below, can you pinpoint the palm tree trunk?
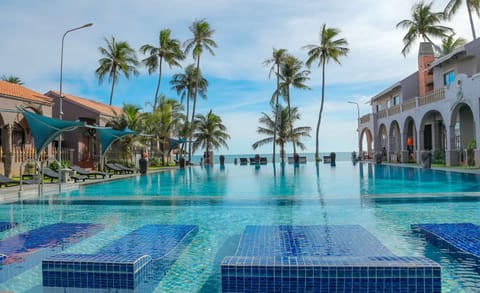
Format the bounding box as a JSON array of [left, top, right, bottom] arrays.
[[189, 56, 201, 163], [153, 57, 163, 112], [109, 71, 117, 106], [287, 86, 296, 155], [272, 65, 280, 164], [467, 3, 477, 40], [315, 60, 326, 162]]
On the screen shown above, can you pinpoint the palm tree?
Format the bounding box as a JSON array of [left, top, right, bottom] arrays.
[[96, 36, 139, 105], [252, 105, 311, 163], [396, 1, 453, 56], [263, 48, 288, 163], [444, 0, 480, 40], [440, 34, 467, 56], [140, 29, 185, 111], [303, 23, 349, 162], [144, 95, 184, 165], [1, 75, 24, 85], [170, 64, 208, 155], [183, 19, 217, 161], [192, 110, 230, 161], [276, 54, 310, 155]]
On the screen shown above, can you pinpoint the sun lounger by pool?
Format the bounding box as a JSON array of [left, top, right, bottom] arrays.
[[42, 167, 87, 183], [42, 224, 198, 290], [221, 225, 441, 292], [287, 156, 307, 164], [239, 158, 248, 165], [114, 163, 137, 173], [0, 223, 104, 282], [70, 165, 112, 179], [412, 223, 480, 266], [0, 174, 38, 187]]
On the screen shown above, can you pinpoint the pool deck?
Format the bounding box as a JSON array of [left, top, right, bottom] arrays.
[[0, 167, 176, 204]]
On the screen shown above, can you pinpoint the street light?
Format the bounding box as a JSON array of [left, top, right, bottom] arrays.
[[347, 100, 360, 122], [58, 23, 93, 193], [348, 100, 361, 158]]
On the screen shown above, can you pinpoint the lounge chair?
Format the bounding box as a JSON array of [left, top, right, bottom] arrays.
[[113, 163, 137, 174], [105, 162, 124, 174], [70, 165, 112, 179], [239, 158, 248, 165], [0, 174, 38, 187], [42, 168, 87, 183], [259, 157, 267, 165]]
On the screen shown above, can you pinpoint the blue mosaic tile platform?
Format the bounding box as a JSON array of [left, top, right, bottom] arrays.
[[412, 223, 480, 261], [0, 222, 16, 232], [42, 224, 198, 290], [0, 223, 104, 282], [221, 225, 441, 293]]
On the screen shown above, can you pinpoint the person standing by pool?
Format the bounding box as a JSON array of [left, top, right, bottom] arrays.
[[139, 152, 148, 175]]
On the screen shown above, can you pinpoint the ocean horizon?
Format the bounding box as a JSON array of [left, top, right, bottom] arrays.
[[190, 151, 354, 165]]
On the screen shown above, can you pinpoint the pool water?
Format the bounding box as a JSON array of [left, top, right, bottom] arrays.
[[1, 162, 480, 292]]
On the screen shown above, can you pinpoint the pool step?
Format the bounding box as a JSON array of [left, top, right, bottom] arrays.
[[222, 225, 441, 293], [42, 224, 198, 290]]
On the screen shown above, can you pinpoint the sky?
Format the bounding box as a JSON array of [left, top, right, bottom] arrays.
[[0, 0, 475, 155]]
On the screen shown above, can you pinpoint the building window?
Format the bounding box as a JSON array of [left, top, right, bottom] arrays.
[[376, 104, 382, 112], [393, 95, 400, 106], [386, 100, 392, 109], [444, 70, 455, 87]]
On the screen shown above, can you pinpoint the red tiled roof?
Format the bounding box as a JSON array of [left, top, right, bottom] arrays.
[[47, 91, 122, 117], [0, 81, 52, 105]]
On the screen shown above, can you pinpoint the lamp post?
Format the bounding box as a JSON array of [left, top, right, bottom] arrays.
[[348, 100, 361, 157], [58, 23, 93, 193]]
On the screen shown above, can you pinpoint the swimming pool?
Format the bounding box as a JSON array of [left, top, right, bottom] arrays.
[[1, 162, 480, 292]]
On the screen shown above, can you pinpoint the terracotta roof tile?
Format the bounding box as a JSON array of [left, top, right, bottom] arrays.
[[0, 81, 52, 105], [48, 91, 122, 117]]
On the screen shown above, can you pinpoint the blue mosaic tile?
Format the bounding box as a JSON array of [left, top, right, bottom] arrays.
[[42, 224, 198, 290], [412, 223, 480, 261], [0, 223, 104, 282], [0, 222, 16, 232], [221, 225, 441, 293]]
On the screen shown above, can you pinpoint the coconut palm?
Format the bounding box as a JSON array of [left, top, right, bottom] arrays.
[[252, 105, 311, 163], [96, 36, 139, 105], [106, 104, 145, 164], [170, 64, 208, 155], [303, 23, 349, 162], [263, 48, 288, 163], [276, 54, 310, 155], [144, 95, 184, 165], [1, 75, 23, 85], [183, 19, 217, 161], [440, 34, 467, 56], [140, 29, 185, 111], [396, 1, 453, 56], [444, 0, 480, 40], [192, 110, 230, 160]]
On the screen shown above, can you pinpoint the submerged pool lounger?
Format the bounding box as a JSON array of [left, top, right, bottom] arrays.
[[221, 225, 441, 293], [412, 223, 480, 263], [0, 222, 16, 232], [0, 223, 104, 282], [42, 224, 198, 290]]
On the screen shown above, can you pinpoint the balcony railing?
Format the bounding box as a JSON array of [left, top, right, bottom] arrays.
[[360, 114, 371, 124], [418, 88, 445, 106]]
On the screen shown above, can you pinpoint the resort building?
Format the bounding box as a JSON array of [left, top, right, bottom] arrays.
[[45, 91, 122, 169], [359, 38, 480, 167], [0, 81, 53, 176]]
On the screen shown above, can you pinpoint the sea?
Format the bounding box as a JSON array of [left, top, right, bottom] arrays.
[[190, 151, 353, 165]]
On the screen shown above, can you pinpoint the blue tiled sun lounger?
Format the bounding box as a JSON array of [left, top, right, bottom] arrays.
[[0, 222, 16, 232], [42, 224, 198, 290], [412, 223, 480, 263], [221, 225, 441, 293], [0, 223, 104, 282]]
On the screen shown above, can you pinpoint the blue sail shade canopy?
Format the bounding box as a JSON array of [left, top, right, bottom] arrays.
[[95, 127, 137, 157], [21, 109, 137, 161], [21, 109, 84, 159]]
